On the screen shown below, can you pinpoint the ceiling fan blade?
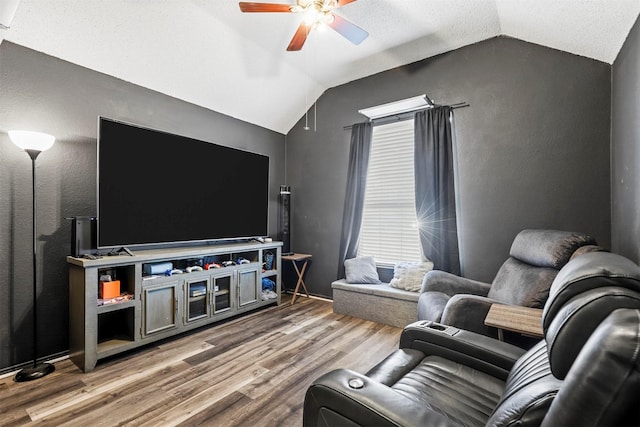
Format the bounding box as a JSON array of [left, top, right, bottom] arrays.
[[336, 0, 358, 7], [328, 14, 368, 45], [287, 22, 310, 51], [239, 2, 294, 13]]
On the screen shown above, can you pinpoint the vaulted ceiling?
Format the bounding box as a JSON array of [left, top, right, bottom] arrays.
[[1, 0, 639, 134]]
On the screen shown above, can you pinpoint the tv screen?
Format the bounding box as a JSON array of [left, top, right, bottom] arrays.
[[97, 117, 269, 249]]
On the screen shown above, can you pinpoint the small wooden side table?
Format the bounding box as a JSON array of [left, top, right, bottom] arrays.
[[282, 253, 312, 305], [484, 304, 544, 341]]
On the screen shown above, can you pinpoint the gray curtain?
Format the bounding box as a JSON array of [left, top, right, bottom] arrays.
[[337, 122, 373, 279], [414, 107, 461, 274]]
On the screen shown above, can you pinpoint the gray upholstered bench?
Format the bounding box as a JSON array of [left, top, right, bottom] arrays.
[[331, 279, 419, 328]]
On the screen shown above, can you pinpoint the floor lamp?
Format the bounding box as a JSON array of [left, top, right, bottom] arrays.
[[9, 130, 56, 382], [278, 185, 292, 256]]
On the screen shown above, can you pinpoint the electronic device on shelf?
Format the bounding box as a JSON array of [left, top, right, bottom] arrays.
[[97, 117, 269, 250], [189, 284, 207, 297], [143, 262, 173, 275], [68, 216, 97, 257]]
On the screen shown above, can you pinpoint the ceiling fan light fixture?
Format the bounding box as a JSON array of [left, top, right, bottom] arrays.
[[303, 7, 319, 26], [321, 13, 335, 25], [322, 0, 338, 12], [239, 0, 368, 51]]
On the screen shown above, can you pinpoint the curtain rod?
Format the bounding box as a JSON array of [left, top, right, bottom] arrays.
[[343, 102, 469, 130]]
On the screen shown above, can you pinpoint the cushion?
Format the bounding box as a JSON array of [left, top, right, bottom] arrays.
[[392, 355, 504, 426], [544, 251, 640, 328], [487, 341, 561, 427], [509, 229, 596, 269], [569, 244, 608, 261], [417, 291, 449, 321], [488, 258, 557, 307], [542, 252, 640, 379], [344, 256, 381, 284], [332, 280, 420, 302], [390, 261, 434, 292]]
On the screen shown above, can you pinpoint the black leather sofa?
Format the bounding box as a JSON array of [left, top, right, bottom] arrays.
[[303, 251, 640, 426]]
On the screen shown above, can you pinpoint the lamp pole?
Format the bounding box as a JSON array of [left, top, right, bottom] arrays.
[[9, 131, 56, 382]]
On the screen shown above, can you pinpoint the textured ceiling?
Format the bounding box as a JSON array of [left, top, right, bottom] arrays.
[[1, 0, 639, 134]]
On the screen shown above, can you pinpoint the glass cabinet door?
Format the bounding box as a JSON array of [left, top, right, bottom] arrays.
[[186, 278, 210, 322], [212, 272, 232, 314]]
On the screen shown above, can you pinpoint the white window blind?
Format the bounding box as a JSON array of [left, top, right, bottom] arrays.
[[358, 120, 422, 265]]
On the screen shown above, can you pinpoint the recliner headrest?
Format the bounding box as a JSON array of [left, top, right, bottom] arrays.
[[509, 229, 596, 269], [542, 252, 640, 379]]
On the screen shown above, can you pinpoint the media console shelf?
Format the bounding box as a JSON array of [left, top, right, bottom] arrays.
[[68, 241, 282, 372]]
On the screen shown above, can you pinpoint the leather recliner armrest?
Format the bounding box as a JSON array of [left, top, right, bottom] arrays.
[[441, 294, 500, 337], [303, 369, 460, 427], [400, 321, 527, 380], [420, 270, 492, 296]]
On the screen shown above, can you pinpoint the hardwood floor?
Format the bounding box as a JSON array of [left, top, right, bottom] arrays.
[[0, 297, 402, 426]]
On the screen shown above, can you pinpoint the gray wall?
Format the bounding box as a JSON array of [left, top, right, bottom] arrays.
[[286, 36, 612, 297], [612, 16, 640, 263], [0, 42, 285, 370]]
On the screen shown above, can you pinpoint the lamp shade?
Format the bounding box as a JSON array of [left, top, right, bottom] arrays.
[[8, 130, 55, 152]]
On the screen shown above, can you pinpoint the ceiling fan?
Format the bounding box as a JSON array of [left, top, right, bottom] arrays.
[[239, 0, 369, 51]]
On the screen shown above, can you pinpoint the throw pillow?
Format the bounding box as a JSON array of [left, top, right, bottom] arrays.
[[344, 256, 382, 284], [389, 261, 434, 292]]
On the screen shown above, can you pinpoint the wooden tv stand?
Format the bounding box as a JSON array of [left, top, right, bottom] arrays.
[[67, 241, 282, 372]]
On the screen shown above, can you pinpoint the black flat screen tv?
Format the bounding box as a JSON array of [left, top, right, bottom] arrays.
[[97, 117, 269, 249]]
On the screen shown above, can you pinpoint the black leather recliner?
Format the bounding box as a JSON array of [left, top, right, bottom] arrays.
[[417, 229, 598, 341], [303, 252, 640, 426]]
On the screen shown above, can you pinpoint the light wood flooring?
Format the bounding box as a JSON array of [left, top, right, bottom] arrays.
[[0, 296, 402, 426]]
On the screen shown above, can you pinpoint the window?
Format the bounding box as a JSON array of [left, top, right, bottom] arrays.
[[358, 119, 422, 265]]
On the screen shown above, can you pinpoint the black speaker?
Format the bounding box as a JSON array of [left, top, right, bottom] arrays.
[[69, 216, 96, 257], [278, 185, 292, 255]]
